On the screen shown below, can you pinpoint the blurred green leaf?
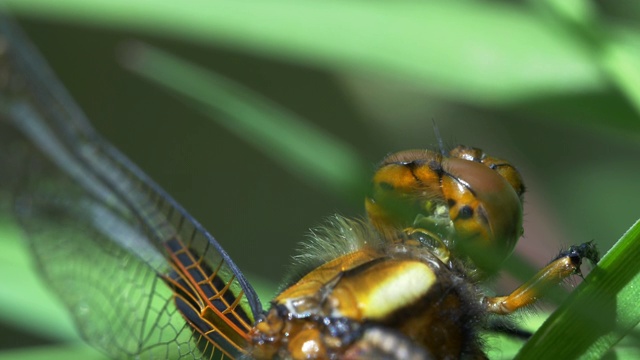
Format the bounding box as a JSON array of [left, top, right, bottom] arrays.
[[120, 41, 368, 200], [538, 0, 640, 119], [4, 0, 609, 105], [0, 344, 108, 360], [0, 215, 79, 342]]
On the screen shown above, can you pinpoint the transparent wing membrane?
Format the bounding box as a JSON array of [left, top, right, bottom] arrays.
[[0, 16, 261, 360]]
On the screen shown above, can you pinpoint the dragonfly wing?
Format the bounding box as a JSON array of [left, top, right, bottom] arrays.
[[0, 16, 261, 360]]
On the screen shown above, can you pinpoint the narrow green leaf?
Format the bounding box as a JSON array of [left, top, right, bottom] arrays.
[[600, 36, 640, 116], [516, 219, 640, 359], [540, 0, 640, 120], [120, 42, 368, 199], [4, 0, 605, 104]]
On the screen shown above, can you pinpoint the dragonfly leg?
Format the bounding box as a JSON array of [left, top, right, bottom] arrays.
[[485, 241, 599, 315]]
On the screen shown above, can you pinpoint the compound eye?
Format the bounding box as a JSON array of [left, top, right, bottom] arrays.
[[450, 145, 526, 201], [449, 145, 482, 162], [442, 158, 523, 274], [366, 150, 443, 233]]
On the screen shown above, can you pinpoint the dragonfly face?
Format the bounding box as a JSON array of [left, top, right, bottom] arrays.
[[0, 17, 599, 360]]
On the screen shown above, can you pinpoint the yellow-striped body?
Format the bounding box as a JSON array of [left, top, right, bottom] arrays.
[[250, 220, 486, 359]]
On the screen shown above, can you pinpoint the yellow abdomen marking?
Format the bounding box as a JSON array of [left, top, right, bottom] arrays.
[[331, 259, 437, 320]]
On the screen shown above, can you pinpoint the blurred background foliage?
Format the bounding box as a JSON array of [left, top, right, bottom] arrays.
[[0, 0, 639, 359]]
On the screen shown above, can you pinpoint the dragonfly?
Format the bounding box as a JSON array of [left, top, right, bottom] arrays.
[[0, 15, 599, 360]]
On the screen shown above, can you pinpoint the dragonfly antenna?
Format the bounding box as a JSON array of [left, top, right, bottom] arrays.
[[432, 119, 446, 156]]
